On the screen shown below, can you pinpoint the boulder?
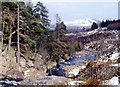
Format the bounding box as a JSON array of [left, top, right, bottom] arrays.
[[21, 76, 68, 85], [5, 69, 24, 80], [24, 68, 47, 79], [67, 74, 75, 79]]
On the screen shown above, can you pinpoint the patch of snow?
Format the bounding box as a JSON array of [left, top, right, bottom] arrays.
[[109, 52, 120, 60], [101, 27, 107, 30], [65, 33, 76, 36], [69, 68, 79, 76], [109, 63, 120, 67], [68, 80, 86, 85], [103, 76, 119, 85], [79, 65, 86, 70]]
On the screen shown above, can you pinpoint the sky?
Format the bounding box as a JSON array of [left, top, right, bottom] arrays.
[[22, 0, 119, 22]]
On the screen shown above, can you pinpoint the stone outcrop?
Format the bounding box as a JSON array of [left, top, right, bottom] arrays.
[[20, 76, 68, 85]]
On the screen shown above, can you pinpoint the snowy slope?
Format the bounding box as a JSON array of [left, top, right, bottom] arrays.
[[64, 19, 99, 27], [49, 19, 101, 30]]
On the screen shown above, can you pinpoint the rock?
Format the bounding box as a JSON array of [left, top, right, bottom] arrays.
[[24, 69, 31, 78], [47, 62, 57, 69], [47, 68, 65, 76], [5, 70, 24, 80], [33, 55, 47, 71], [20, 58, 26, 68], [67, 74, 75, 78], [78, 65, 118, 81], [24, 68, 47, 79], [21, 76, 68, 85], [20, 78, 36, 85], [59, 59, 65, 63], [0, 75, 4, 80], [4, 79, 20, 86], [0, 79, 21, 86], [117, 58, 120, 63], [26, 60, 34, 68]]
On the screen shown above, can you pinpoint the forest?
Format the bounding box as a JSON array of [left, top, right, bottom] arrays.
[[1, 1, 80, 64]]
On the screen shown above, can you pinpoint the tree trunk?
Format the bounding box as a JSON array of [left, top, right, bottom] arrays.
[[17, 5, 20, 63]]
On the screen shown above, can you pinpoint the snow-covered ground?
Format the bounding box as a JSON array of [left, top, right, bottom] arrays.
[[102, 76, 119, 85]]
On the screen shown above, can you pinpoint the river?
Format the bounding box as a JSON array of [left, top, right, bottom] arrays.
[[58, 49, 97, 68], [0, 49, 97, 86], [47, 49, 97, 76]]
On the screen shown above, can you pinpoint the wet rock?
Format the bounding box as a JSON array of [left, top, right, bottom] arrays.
[[0, 78, 21, 86], [47, 68, 65, 76]]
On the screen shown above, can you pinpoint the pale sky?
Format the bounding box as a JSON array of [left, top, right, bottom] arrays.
[[21, 0, 119, 21], [28, 0, 119, 3]]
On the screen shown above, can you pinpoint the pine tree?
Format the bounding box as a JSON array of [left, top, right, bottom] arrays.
[[91, 22, 98, 30], [33, 2, 50, 27]]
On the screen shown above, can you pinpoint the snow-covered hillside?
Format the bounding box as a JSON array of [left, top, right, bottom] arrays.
[[64, 19, 100, 27], [50, 19, 101, 31]]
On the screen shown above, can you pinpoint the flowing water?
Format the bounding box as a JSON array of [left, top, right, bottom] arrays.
[[58, 49, 97, 68]]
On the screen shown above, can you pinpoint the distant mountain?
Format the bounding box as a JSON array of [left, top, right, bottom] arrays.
[[49, 19, 101, 32], [65, 19, 101, 30], [65, 19, 98, 27]]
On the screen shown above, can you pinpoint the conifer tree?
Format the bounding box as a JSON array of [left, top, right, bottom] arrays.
[[33, 2, 50, 27]]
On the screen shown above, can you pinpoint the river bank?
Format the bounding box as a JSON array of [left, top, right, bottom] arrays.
[[0, 29, 120, 86]]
